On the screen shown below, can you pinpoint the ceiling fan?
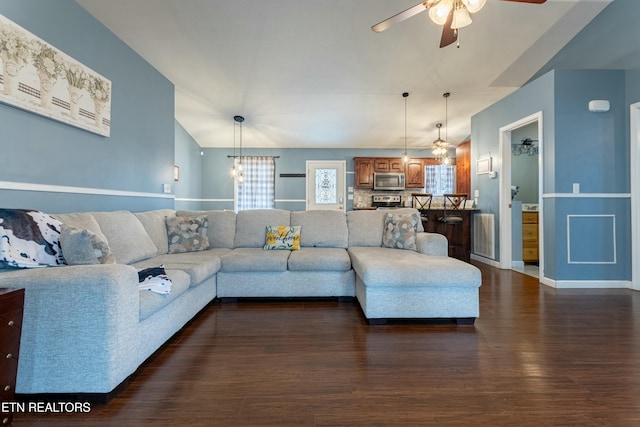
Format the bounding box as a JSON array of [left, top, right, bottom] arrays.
[[372, 0, 547, 48]]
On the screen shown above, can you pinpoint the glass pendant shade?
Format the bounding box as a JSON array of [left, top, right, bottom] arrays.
[[451, 6, 472, 29], [428, 0, 453, 26], [462, 0, 486, 14]]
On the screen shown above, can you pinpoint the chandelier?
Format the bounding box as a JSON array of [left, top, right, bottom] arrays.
[[512, 138, 538, 156], [432, 92, 451, 163], [428, 0, 487, 29], [432, 123, 448, 157]]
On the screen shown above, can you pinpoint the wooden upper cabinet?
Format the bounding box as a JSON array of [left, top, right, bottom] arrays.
[[456, 139, 471, 197], [389, 159, 404, 172], [374, 158, 390, 172], [405, 158, 425, 188], [354, 157, 429, 189], [354, 157, 375, 188]]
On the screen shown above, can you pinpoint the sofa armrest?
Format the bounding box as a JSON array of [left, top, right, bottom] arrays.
[[416, 232, 448, 256], [0, 264, 141, 394]]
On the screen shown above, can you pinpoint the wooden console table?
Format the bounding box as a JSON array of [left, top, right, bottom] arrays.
[[0, 288, 25, 426]]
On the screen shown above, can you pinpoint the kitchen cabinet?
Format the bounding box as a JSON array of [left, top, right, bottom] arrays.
[[405, 159, 424, 188], [354, 157, 427, 189], [522, 211, 539, 263], [354, 158, 375, 188]]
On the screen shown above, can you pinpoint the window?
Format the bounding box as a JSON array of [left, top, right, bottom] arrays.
[[425, 164, 456, 196], [235, 156, 275, 211]]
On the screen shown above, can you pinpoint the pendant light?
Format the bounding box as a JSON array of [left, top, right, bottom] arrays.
[[402, 92, 410, 163], [234, 115, 245, 183], [230, 118, 237, 178], [432, 92, 451, 163]]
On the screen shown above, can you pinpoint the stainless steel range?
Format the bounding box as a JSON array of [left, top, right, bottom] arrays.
[[371, 194, 402, 209]]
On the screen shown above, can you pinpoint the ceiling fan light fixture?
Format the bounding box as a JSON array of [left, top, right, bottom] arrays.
[[428, 0, 453, 26], [451, 5, 472, 29], [461, 0, 486, 14]]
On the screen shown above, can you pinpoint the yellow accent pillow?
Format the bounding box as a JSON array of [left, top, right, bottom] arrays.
[[264, 225, 301, 251]]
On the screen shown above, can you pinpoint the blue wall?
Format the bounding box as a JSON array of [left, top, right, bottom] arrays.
[[174, 120, 203, 211], [0, 0, 175, 213], [471, 69, 633, 283]]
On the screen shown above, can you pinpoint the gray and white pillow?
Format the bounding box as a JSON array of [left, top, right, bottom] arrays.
[[382, 212, 420, 251], [165, 215, 210, 254], [59, 224, 115, 265]]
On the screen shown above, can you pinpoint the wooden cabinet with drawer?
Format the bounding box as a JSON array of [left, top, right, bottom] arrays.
[[0, 288, 25, 426], [522, 211, 539, 263]]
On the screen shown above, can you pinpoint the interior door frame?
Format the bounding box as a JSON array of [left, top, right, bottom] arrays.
[[631, 102, 640, 291], [499, 111, 544, 280], [306, 160, 346, 211]]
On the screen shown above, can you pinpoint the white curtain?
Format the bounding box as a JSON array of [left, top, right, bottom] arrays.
[[425, 164, 456, 195], [236, 156, 275, 211]]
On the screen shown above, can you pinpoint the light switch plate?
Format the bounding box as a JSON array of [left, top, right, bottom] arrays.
[[163, 183, 171, 194]]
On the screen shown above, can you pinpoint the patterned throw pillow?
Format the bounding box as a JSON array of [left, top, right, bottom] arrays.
[[165, 215, 210, 254], [382, 212, 419, 251], [264, 225, 301, 251], [59, 224, 115, 265], [0, 208, 64, 268]]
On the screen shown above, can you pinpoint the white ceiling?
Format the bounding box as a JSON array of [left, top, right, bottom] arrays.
[[76, 0, 611, 149]]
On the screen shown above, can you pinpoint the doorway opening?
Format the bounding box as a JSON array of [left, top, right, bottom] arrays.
[[499, 112, 544, 281], [631, 102, 640, 291]]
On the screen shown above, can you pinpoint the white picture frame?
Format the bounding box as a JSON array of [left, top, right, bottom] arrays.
[[0, 13, 111, 136], [476, 157, 492, 175]]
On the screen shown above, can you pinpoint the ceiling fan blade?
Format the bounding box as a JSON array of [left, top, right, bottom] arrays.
[[501, 0, 547, 3], [371, 1, 434, 33], [439, 9, 457, 48]]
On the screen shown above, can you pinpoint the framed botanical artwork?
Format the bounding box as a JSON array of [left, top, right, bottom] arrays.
[[0, 13, 111, 136]]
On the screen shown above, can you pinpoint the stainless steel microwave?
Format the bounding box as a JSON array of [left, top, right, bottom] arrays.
[[373, 172, 405, 190]]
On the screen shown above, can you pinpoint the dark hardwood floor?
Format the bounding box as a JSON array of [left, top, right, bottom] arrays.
[[12, 263, 640, 426]]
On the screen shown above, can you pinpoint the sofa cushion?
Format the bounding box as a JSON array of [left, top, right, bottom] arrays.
[[220, 248, 290, 272], [287, 248, 351, 271], [135, 209, 176, 255], [91, 211, 158, 265], [138, 269, 190, 320], [52, 212, 106, 240], [264, 225, 301, 251], [178, 210, 237, 249], [291, 210, 348, 248], [59, 224, 115, 265], [348, 246, 481, 288], [0, 209, 64, 268], [234, 209, 290, 248], [347, 210, 385, 247], [165, 215, 210, 253], [347, 209, 423, 247], [133, 249, 226, 287], [382, 212, 419, 251]]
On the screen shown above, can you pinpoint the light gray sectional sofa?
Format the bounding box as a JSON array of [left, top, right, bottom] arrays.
[[0, 207, 481, 400]]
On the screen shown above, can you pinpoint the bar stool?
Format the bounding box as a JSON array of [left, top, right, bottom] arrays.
[[411, 193, 433, 224], [439, 193, 468, 261]]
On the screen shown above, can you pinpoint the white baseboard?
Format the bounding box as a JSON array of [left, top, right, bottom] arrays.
[[470, 254, 501, 268], [541, 278, 631, 289]]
